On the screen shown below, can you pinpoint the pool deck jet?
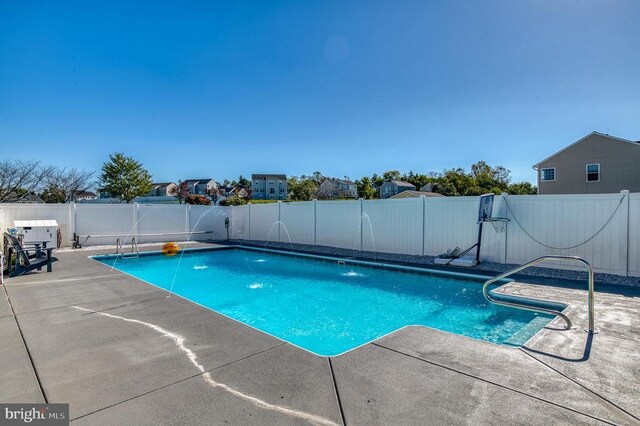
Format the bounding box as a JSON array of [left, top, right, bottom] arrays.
[[1, 243, 639, 425]]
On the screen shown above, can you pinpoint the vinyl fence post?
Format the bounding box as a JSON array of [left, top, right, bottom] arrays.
[[133, 203, 139, 242], [620, 190, 630, 277], [501, 192, 509, 264], [277, 201, 282, 243], [69, 202, 76, 248], [186, 203, 191, 234], [248, 203, 252, 241], [421, 196, 426, 256], [359, 198, 364, 251], [313, 199, 317, 245]]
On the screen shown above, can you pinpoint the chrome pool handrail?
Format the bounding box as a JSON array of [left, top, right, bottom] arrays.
[[482, 255, 596, 333], [115, 238, 124, 256], [131, 237, 139, 257]]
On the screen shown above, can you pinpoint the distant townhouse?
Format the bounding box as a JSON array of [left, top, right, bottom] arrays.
[[252, 174, 287, 200], [379, 180, 416, 199], [317, 179, 358, 199], [149, 182, 177, 197], [534, 131, 640, 194], [184, 179, 218, 196], [218, 186, 250, 199]]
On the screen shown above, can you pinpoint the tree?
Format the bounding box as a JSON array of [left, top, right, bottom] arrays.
[[98, 153, 153, 203], [40, 167, 95, 203], [507, 182, 537, 195], [356, 177, 376, 199], [426, 161, 534, 196], [382, 170, 402, 181], [288, 177, 318, 201], [237, 175, 251, 188], [170, 181, 190, 204], [402, 172, 431, 190], [0, 160, 54, 202], [40, 185, 66, 203]]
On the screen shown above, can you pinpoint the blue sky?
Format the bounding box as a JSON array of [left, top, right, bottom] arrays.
[[1, 1, 639, 184]]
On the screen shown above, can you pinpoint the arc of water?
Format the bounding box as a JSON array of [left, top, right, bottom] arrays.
[[360, 212, 377, 262], [167, 206, 228, 297], [265, 221, 295, 252]]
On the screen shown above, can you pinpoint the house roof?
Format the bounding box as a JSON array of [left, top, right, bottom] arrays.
[[74, 191, 97, 197], [152, 182, 176, 188], [321, 178, 355, 186], [184, 179, 215, 184], [13, 194, 45, 203], [252, 174, 287, 180], [533, 131, 640, 169], [390, 191, 445, 199], [388, 180, 416, 188]]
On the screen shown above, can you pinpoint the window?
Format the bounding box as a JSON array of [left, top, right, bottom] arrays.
[[270, 188, 275, 194], [586, 164, 600, 182], [540, 168, 555, 182]]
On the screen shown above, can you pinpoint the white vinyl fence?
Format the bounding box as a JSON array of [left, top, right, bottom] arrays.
[[229, 191, 638, 277], [0, 203, 231, 247], [1, 191, 638, 277]]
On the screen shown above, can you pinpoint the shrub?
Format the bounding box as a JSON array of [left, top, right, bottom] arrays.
[[219, 196, 247, 206], [184, 194, 211, 205]]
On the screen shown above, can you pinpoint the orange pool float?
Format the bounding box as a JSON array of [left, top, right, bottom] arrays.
[[162, 242, 180, 256]]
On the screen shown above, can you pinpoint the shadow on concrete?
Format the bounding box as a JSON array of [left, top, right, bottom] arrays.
[[522, 332, 594, 363]]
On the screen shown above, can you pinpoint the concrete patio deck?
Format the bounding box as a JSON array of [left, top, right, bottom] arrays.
[[1, 244, 639, 425]]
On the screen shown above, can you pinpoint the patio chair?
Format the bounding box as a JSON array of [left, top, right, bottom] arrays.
[[2, 232, 57, 277]]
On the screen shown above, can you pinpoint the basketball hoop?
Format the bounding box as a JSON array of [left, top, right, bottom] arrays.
[[485, 217, 509, 233]]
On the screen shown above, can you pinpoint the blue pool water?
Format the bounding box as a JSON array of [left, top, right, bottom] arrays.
[[95, 248, 559, 356]]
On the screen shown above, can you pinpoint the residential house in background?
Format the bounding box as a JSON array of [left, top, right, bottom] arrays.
[[7, 193, 45, 204], [379, 180, 416, 199], [390, 190, 444, 199], [184, 179, 217, 196], [534, 131, 640, 194], [316, 179, 358, 199], [218, 186, 250, 199], [420, 183, 434, 192], [149, 182, 178, 197], [72, 191, 97, 201], [252, 174, 287, 200]]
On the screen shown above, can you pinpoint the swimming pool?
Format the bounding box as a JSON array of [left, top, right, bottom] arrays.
[[94, 247, 562, 356]]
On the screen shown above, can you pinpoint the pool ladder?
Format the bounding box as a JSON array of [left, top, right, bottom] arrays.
[[482, 255, 596, 334], [115, 237, 139, 258]]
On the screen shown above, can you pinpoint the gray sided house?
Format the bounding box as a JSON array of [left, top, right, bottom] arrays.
[[184, 179, 218, 196], [317, 179, 358, 199], [149, 182, 177, 197], [534, 132, 640, 195], [379, 180, 416, 199], [252, 174, 287, 200]]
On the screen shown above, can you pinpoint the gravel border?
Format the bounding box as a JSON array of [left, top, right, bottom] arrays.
[[230, 239, 640, 288]]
